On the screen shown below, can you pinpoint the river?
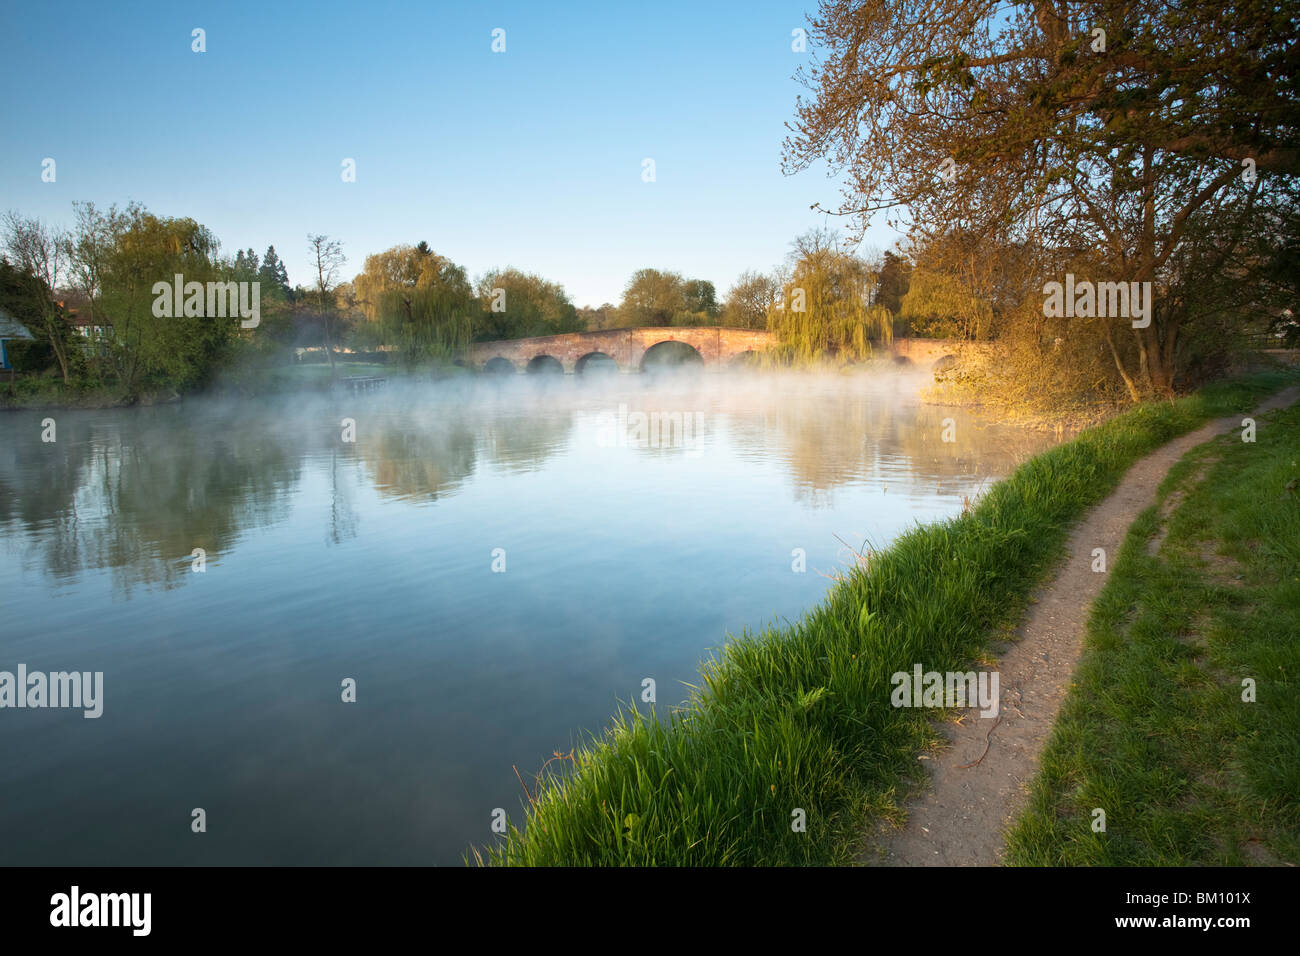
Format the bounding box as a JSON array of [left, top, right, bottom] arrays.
[[0, 368, 1059, 864]]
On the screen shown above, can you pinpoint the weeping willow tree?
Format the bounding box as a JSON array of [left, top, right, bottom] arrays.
[[899, 268, 993, 340], [354, 243, 476, 366], [766, 231, 892, 364], [378, 284, 474, 367]]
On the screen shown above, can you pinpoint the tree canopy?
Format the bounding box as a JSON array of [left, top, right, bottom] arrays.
[[784, 0, 1300, 395]]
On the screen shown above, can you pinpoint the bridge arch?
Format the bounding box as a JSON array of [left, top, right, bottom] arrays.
[[482, 356, 516, 374], [575, 351, 617, 374], [640, 340, 704, 371], [525, 354, 564, 374]]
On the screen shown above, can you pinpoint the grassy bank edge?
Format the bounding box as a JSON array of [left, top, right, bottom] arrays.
[[477, 369, 1300, 866], [0, 382, 179, 410], [0, 362, 476, 409]]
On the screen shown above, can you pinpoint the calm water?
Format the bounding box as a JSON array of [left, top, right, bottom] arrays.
[[0, 369, 1058, 865]]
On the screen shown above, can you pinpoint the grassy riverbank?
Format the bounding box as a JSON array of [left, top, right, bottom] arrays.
[[478, 368, 1300, 866], [1006, 399, 1300, 865], [1, 361, 475, 408], [217, 360, 477, 395], [0, 378, 178, 410]]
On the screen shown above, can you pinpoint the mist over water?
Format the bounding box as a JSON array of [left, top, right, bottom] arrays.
[[0, 367, 1060, 864]]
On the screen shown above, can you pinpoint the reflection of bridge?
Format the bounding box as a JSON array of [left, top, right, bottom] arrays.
[[467, 327, 970, 374], [469, 327, 775, 374]]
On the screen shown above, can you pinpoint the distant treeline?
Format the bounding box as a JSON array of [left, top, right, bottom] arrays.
[[7, 0, 1299, 417], [2, 202, 937, 398]]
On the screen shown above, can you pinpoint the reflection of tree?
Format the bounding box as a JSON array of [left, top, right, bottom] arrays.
[[0, 376, 1057, 594], [358, 395, 573, 500], [0, 390, 581, 592], [723, 378, 1053, 500], [728, 389, 882, 493], [325, 449, 360, 546], [361, 418, 478, 502], [480, 411, 573, 473], [0, 406, 302, 595]]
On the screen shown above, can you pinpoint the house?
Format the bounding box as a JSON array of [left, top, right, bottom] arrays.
[[59, 294, 114, 355], [0, 305, 36, 372], [66, 311, 115, 341]]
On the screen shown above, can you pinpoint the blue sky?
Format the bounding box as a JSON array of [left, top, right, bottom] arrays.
[[0, 0, 901, 307]]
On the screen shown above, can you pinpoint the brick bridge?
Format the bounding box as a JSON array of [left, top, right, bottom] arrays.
[[467, 327, 970, 373], [468, 327, 775, 373], [889, 337, 991, 368]]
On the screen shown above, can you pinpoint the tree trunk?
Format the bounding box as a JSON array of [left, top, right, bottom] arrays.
[[1158, 320, 1178, 393], [1131, 144, 1165, 398], [324, 313, 335, 370], [1135, 329, 1150, 390], [1140, 324, 1176, 395], [52, 338, 69, 383], [44, 312, 70, 384], [1105, 323, 1142, 403]]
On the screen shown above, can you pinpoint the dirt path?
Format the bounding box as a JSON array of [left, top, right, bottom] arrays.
[[864, 387, 1300, 866]]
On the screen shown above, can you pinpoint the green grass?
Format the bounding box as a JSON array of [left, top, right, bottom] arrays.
[[1, 376, 157, 409], [256, 362, 392, 385], [478, 369, 1300, 866], [222, 361, 475, 394], [1006, 398, 1300, 865]]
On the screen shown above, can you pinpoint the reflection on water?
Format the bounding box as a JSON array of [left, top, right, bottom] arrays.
[[0, 369, 1060, 864]]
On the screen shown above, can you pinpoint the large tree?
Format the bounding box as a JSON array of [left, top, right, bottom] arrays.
[[724, 270, 781, 329], [619, 268, 688, 326], [97, 207, 230, 392], [681, 279, 720, 324], [307, 234, 346, 370], [352, 243, 474, 364], [258, 245, 291, 299], [475, 267, 582, 340], [768, 228, 892, 362], [619, 269, 721, 327], [68, 201, 133, 337], [783, 0, 1300, 396], [875, 250, 912, 316], [2, 212, 74, 382]]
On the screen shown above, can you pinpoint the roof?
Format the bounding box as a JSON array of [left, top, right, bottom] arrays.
[[65, 311, 110, 328], [0, 307, 36, 340]]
